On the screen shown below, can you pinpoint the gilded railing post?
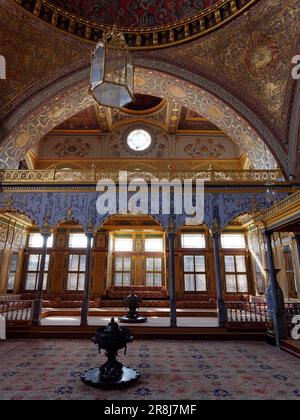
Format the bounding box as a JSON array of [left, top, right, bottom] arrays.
[[85, 26, 91, 40], [169, 29, 175, 43], [33, 0, 41, 16], [184, 24, 190, 38], [230, 0, 238, 14], [136, 34, 142, 48], [214, 9, 222, 24], [68, 19, 75, 34], [199, 18, 206, 32], [51, 12, 58, 26]]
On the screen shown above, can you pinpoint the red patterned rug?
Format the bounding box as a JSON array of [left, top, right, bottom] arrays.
[[0, 340, 299, 400]]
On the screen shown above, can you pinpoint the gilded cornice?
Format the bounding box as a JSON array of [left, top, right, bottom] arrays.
[[13, 0, 259, 49], [254, 190, 300, 229]]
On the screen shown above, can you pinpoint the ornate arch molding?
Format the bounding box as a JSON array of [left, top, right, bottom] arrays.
[[135, 58, 287, 172], [0, 65, 285, 173], [0, 191, 288, 231], [0, 205, 37, 226]]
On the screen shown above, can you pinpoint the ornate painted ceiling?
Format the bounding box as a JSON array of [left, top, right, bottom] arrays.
[[34, 101, 244, 172], [0, 0, 299, 176], [50, 0, 219, 27], [10, 0, 257, 48], [52, 101, 221, 133]]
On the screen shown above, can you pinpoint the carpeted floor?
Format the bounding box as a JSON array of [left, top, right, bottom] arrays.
[[0, 339, 299, 400]]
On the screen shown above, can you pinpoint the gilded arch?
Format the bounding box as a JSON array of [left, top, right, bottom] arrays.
[[0, 66, 285, 174]]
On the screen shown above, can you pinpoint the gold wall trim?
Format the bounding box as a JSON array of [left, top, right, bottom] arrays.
[[13, 0, 259, 49]]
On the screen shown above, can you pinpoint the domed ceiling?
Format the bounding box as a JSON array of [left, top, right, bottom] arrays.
[[50, 0, 219, 28]]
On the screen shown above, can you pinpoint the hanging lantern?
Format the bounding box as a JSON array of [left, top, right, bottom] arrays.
[[90, 29, 134, 109]]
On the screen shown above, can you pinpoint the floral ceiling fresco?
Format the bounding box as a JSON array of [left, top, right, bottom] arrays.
[[50, 0, 219, 27], [140, 0, 300, 145], [0, 0, 88, 114]]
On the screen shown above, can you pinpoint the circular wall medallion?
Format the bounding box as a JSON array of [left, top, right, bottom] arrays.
[[127, 129, 152, 152]]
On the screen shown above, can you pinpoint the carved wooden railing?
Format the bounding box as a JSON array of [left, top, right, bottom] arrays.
[[0, 169, 284, 184], [226, 301, 300, 336], [0, 300, 34, 322], [226, 302, 270, 324]]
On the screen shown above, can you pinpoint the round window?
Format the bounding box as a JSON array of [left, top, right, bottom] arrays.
[[127, 129, 152, 152]]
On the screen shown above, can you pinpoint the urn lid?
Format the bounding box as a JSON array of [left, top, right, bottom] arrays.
[[103, 317, 123, 335], [125, 291, 140, 302]]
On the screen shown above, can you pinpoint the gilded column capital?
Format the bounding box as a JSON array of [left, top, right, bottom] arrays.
[[167, 215, 177, 236], [40, 216, 52, 237], [66, 207, 74, 221], [210, 218, 222, 237], [84, 218, 96, 237]]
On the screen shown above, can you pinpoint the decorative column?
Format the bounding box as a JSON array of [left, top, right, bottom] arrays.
[[167, 216, 177, 328], [32, 217, 52, 326], [264, 230, 288, 347], [80, 222, 95, 327], [211, 221, 226, 328]]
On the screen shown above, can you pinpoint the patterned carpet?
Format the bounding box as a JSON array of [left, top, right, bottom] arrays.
[[0, 340, 299, 400]]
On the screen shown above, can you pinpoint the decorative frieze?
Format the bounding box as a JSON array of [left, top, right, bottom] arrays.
[[13, 0, 258, 49]]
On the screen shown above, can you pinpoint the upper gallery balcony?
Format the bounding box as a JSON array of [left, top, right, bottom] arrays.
[[0, 168, 287, 188]]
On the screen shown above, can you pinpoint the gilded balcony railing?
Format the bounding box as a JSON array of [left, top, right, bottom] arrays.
[[0, 169, 285, 185]]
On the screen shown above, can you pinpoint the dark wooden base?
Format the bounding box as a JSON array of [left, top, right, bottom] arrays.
[[6, 324, 267, 341], [81, 367, 140, 389]]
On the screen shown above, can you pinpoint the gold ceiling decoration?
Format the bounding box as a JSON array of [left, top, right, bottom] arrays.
[[13, 0, 259, 49]]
